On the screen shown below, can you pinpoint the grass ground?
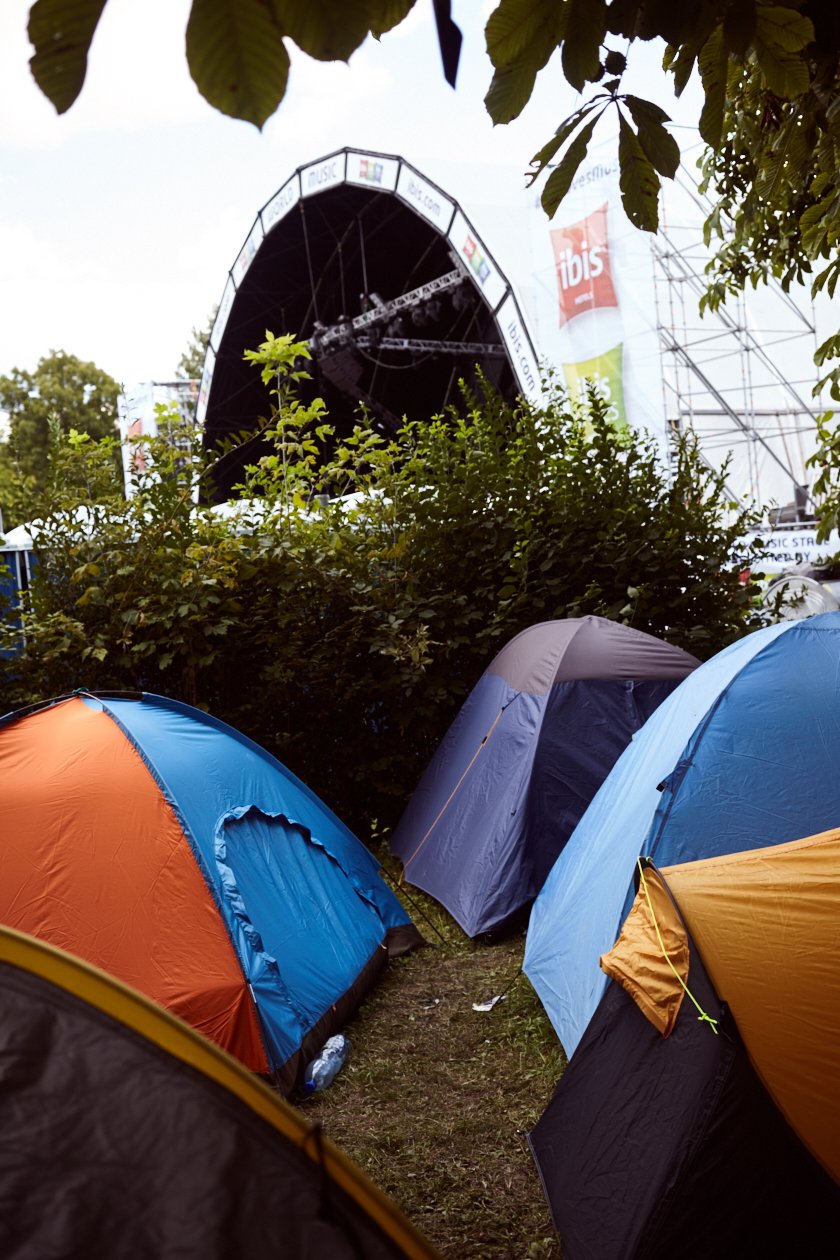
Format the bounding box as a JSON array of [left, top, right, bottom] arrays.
[[294, 856, 567, 1259]]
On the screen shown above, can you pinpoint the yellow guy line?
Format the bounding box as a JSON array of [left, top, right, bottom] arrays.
[[637, 859, 718, 1036]]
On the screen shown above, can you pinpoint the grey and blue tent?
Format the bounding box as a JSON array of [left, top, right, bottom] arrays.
[[524, 610, 840, 1060], [390, 617, 699, 936]]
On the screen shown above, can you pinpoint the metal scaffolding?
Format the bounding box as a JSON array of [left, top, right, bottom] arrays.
[[652, 144, 822, 519]]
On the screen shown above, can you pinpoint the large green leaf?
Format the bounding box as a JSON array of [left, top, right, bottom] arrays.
[[186, 0, 290, 128], [606, 0, 644, 39], [27, 0, 108, 114], [754, 40, 810, 97], [271, 0, 373, 61], [697, 25, 728, 148], [527, 99, 604, 178], [561, 0, 605, 91], [622, 95, 670, 127], [485, 0, 566, 69], [541, 113, 601, 217], [753, 6, 814, 97], [755, 113, 811, 203], [755, 5, 813, 53], [624, 95, 680, 176], [635, 0, 704, 44], [484, 5, 562, 124], [663, 38, 699, 96], [722, 0, 756, 55], [369, 0, 416, 38], [485, 59, 539, 125], [618, 111, 661, 231]]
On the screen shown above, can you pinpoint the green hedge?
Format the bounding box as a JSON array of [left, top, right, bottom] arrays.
[[1, 348, 766, 837]]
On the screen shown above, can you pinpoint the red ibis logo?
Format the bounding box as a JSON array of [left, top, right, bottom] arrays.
[[550, 203, 618, 327]]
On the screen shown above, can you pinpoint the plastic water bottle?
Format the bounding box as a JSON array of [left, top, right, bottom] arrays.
[[303, 1034, 351, 1093]]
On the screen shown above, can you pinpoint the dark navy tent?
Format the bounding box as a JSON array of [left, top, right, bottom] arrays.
[[525, 611, 840, 1059], [0, 692, 421, 1091], [528, 860, 840, 1260], [0, 923, 440, 1259], [390, 617, 698, 936]]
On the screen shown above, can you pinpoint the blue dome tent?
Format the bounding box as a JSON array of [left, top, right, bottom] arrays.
[[524, 612, 840, 1058]]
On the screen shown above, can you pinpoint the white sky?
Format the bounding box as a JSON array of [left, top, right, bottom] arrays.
[[0, 0, 706, 391]]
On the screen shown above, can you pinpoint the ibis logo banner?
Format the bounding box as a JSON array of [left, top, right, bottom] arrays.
[[550, 203, 618, 327], [563, 344, 627, 430]]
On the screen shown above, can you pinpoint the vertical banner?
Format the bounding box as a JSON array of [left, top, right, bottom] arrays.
[[550, 204, 618, 326], [522, 140, 668, 461], [563, 344, 627, 430]]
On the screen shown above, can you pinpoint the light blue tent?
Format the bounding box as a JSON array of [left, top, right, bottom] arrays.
[[524, 612, 840, 1058]]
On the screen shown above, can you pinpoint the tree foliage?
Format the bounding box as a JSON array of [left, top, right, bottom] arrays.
[[0, 350, 120, 526], [176, 309, 217, 382], [26, 0, 416, 128], [1, 338, 767, 835], [24, 3, 837, 237], [21, 3, 840, 523], [23, 4, 840, 370]]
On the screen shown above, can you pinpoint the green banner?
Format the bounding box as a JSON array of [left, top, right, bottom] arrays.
[[562, 344, 627, 431]]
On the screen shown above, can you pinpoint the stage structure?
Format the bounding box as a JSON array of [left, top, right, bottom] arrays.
[[196, 141, 824, 520], [197, 148, 541, 500]]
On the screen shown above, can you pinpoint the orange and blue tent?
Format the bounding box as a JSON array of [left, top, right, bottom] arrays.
[[0, 691, 420, 1091]]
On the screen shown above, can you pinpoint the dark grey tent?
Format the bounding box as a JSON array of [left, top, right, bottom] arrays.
[[0, 924, 439, 1260], [390, 617, 699, 936], [528, 860, 840, 1258]]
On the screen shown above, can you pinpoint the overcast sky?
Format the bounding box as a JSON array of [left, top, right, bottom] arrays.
[[0, 0, 710, 392]]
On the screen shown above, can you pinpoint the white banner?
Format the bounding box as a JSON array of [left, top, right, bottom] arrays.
[[447, 210, 508, 311], [396, 164, 454, 233], [209, 277, 237, 354], [196, 343, 215, 425], [261, 174, 300, 233], [232, 218, 265, 286], [301, 152, 347, 198], [742, 528, 840, 575], [525, 142, 667, 455], [496, 294, 542, 403], [345, 150, 399, 192]]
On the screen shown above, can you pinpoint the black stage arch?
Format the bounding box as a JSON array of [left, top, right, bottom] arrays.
[[197, 148, 541, 500]]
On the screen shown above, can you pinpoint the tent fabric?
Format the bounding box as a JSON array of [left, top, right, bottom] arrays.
[[528, 909, 840, 1260], [0, 924, 440, 1260], [391, 617, 698, 936], [662, 826, 840, 1183], [524, 612, 840, 1058], [485, 616, 699, 690], [0, 692, 420, 1088], [599, 863, 689, 1037]]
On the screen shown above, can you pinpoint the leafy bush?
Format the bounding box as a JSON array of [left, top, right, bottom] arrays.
[[1, 340, 766, 835]]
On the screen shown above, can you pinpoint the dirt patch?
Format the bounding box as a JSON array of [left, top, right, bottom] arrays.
[[295, 890, 565, 1259]]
